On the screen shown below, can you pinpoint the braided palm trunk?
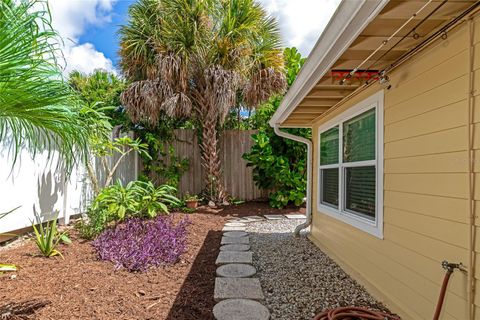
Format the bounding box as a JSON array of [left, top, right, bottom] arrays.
[[199, 113, 227, 203]]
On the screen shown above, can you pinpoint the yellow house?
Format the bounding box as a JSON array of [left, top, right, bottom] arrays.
[[270, 1, 480, 319]]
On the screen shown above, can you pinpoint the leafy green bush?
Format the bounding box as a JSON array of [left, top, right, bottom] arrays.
[[244, 126, 310, 208], [138, 131, 189, 190], [135, 182, 181, 217], [79, 181, 180, 239], [243, 47, 310, 208]]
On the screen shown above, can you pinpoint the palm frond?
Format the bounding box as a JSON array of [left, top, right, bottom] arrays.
[[243, 67, 287, 108], [0, 0, 88, 169]]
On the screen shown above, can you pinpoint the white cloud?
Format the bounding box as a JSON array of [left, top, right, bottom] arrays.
[[63, 43, 115, 76], [259, 0, 341, 56], [46, 0, 339, 74], [47, 0, 117, 75]]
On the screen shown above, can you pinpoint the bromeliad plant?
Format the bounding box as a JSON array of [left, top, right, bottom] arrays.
[[31, 212, 71, 258], [93, 216, 190, 272]]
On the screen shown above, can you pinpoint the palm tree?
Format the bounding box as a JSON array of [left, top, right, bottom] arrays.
[[119, 0, 286, 203], [0, 0, 88, 168]]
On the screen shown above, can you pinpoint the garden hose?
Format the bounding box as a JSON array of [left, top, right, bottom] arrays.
[[313, 306, 401, 320], [313, 261, 465, 320]]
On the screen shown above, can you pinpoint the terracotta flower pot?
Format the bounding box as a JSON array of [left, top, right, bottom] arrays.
[[185, 200, 198, 209]]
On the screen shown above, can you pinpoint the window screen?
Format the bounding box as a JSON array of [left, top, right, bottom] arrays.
[[345, 166, 376, 220], [343, 109, 375, 163]]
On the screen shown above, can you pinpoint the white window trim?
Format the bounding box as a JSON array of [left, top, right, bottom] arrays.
[[317, 90, 384, 239]]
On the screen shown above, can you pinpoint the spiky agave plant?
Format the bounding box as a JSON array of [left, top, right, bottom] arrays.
[[0, 0, 88, 168], [119, 0, 286, 203]]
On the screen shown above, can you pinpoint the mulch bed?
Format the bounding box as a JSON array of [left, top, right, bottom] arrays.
[[0, 202, 300, 320]]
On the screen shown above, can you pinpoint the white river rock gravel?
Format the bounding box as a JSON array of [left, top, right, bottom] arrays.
[[246, 219, 392, 320]]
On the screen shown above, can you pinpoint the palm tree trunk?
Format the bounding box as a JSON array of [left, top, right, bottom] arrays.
[[199, 114, 227, 203]]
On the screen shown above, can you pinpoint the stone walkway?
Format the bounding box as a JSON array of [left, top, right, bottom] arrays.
[[212, 214, 306, 320]]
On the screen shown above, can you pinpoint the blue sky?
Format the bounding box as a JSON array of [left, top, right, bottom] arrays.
[[78, 0, 135, 69], [48, 0, 340, 76]]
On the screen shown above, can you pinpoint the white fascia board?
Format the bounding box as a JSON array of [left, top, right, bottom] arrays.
[[269, 0, 390, 128]]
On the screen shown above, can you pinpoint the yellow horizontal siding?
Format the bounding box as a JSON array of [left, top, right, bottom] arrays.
[[384, 190, 468, 223], [385, 126, 468, 158], [310, 18, 478, 320], [385, 151, 469, 174], [311, 217, 468, 320], [385, 50, 468, 107], [384, 75, 467, 125], [385, 173, 468, 199], [385, 100, 467, 143], [385, 207, 468, 248]]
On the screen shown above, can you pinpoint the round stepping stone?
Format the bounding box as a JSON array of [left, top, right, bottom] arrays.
[[216, 264, 256, 278], [220, 244, 250, 252], [223, 231, 248, 238], [225, 222, 246, 227], [213, 299, 270, 320]]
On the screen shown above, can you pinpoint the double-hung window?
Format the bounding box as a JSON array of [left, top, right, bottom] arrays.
[[318, 90, 383, 238]]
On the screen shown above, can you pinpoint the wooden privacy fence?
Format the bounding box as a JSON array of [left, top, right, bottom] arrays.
[[148, 129, 268, 201]]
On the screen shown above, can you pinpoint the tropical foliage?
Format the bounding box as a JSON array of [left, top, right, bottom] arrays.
[[243, 47, 310, 208], [93, 216, 190, 272], [69, 70, 128, 126], [86, 135, 151, 195], [79, 180, 180, 238], [0, 0, 88, 168], [138, 131, 189, 190], [31, 212, 71, 258], [119, 0, 286, 202], [0, 207, 20, 272], [0, 263, 17, 274]]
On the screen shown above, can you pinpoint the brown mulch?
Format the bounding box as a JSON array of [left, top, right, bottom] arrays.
[[0, 202, 300, 320]]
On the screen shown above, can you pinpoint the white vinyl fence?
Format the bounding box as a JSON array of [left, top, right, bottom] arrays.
[[0, 131, 138, 235]]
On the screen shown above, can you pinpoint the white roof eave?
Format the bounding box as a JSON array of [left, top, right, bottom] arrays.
[[269, 0, 390, 128]]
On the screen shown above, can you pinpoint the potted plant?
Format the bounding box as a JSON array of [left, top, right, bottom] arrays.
[[184, 193, 201, 209]]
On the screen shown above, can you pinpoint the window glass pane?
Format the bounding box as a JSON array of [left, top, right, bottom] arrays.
[[345, 166, 376, 220], [320, 126, 339, 165], [321, 168, 338, 207], [343, 109, 376, 162]]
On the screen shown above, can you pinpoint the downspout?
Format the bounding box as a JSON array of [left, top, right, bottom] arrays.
[[467, 16, 477, 320], [273, 124, 312, 236]]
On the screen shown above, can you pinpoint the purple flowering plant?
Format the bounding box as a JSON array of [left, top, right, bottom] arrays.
[[92, 215, 190, 272]]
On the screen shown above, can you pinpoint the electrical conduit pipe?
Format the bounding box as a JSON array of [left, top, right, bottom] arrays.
[[273, 124, 312, 236]]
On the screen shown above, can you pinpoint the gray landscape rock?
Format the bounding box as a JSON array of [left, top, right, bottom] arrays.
[[213, 299, 270, 320], [263, 215, 284, 220], [243, 216, 264, 222], [220, 244, 251, 252], [247, 219, 390, 320], [216, 251, 253, 265], [216, 264, 257, 278], [223, 226, 246, 232], [225, 222, 247, 227], [214, 278, 265, 301], [284, 214, 307, 219], [223, 231, 248, 238], [221, 236, 249, 245]]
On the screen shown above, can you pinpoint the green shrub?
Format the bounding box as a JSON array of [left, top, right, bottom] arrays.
[[138, 131, 189, 190], [242, 47, 309, 208], [243, 127, 309, 208], [79, 181, 180, 238]]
